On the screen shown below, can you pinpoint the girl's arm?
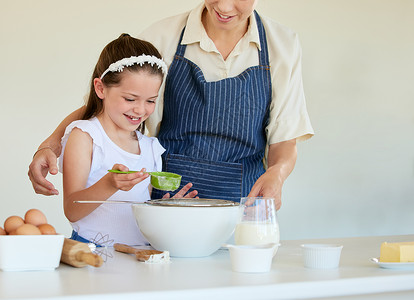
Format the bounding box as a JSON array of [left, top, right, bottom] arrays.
[[28, 106, 86, 195], [62, 128, 149, 222]]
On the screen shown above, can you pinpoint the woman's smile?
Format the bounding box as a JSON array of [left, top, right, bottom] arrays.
[[215, 9, 235, 23], [203, 0, 257, 34]]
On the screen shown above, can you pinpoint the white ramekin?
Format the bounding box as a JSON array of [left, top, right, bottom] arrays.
[[224, 243, 280, 273], [301, 243, 343, 269]]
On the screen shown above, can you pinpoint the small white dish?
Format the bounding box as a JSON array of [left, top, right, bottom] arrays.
[[370, 257, 414, 270], [301, 244, 343, 269], [223, 243, 279, 273]]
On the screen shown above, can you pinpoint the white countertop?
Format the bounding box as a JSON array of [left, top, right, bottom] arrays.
[[1, 235, 414, 300]]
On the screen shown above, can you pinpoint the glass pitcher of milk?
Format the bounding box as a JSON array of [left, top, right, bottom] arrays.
[[234, 197, 280, 246]]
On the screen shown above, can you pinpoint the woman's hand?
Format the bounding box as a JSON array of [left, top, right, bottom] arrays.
[[28, 147, 59, 196], [162, 182, 199, 199], [28, 107, 85, 196], [248, 139, 298, 210], [247, 168, 284, 210], [108, 164, 150, 191]]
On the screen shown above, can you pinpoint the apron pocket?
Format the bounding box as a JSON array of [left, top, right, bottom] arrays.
[[162, 153, 243, 202]]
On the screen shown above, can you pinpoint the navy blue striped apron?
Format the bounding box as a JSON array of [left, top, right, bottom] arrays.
[[152, 12, 271, 202]]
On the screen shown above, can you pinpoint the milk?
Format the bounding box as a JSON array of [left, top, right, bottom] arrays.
[[234, 222, 280, 246]]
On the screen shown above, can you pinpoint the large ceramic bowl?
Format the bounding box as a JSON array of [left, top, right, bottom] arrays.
[[131, 199, 239, 257]]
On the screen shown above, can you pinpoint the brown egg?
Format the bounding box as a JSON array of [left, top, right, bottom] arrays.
[[0, 226, 6, 235], [4, 216, 25, 234], [15, 224, 42, 235], [38, 223, 56, 235], [24, 209, 47, 226]]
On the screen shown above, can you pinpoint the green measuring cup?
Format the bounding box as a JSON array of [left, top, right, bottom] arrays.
[[108, 169, 182, 191]]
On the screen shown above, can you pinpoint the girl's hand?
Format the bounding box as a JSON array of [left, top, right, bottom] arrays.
[[108, 164, 149, 191], [162, 182, 198, 199]]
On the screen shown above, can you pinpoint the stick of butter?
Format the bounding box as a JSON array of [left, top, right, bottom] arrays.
[[380, 242, 414, 262]]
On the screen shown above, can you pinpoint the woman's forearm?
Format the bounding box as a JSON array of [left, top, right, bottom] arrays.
[[39, 106, 86, 156], [267, 138, 297, 184]]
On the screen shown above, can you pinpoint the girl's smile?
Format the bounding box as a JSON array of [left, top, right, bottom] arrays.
[[124, 114, 143, 126]]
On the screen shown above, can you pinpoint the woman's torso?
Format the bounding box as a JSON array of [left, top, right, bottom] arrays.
[[152, 11, 271, 201]]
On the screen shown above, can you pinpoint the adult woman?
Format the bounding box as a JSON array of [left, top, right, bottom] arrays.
[[28, 0, 313, 209]]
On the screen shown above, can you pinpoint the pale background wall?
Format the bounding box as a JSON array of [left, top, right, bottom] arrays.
[[0, 0, 413, 240]]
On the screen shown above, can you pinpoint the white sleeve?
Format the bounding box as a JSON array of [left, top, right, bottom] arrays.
[[149, 137, 166, 172], [58, 120, 104, 172]]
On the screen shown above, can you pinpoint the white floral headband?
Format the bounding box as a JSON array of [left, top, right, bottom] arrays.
[[100, 55, 168, 79]]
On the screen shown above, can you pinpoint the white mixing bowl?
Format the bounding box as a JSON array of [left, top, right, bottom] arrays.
[[132, 199, 239, 257]]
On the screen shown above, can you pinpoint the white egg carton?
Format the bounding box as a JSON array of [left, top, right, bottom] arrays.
[[0, 234, 64, 271]]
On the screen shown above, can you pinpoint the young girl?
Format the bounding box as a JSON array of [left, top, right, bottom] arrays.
[[59, 34, 197, 247]]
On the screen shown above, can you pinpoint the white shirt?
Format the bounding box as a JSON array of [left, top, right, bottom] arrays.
[[59, 117, 165, 246], [138, 2, 314, 149]]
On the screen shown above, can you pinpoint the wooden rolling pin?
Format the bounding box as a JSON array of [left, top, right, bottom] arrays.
[[61, 238, 103, 268]]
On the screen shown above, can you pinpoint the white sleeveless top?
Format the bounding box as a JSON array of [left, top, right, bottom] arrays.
[[59, 117, 165, 246]]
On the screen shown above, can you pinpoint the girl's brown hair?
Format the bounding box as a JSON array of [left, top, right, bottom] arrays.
[[83, 33, 164, 132]]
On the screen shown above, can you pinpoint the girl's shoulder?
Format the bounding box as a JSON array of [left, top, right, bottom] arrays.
[[65, 117, 99, 132], [63, 118, 104, 146], [59, 118, 104, 172]]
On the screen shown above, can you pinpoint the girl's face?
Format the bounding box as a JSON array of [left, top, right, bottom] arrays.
[[203, 0, 257, 32], [97, 70, 162, 133]]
